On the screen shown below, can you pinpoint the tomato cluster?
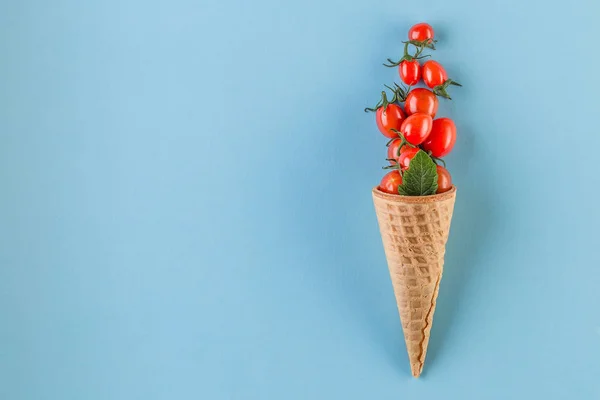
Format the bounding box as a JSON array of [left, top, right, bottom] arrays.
[[366, 23, 460, 195]]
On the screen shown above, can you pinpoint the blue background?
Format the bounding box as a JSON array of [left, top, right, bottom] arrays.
[[1, 0, 599, 398]]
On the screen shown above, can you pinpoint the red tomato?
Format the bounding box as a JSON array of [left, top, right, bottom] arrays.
[[400, 113, 433, 145], [387, 139, 403, 164], [376, 104, 405, 138], [408, 23, 434, 43], [379, 170, 402, 194], [422, 60, 448, 88], [421, 118, 456, 158], [398, 146, 420, 169], [404, 88, 438, 117], [399, 60, 421, 86], [436, 165, 452, 193]]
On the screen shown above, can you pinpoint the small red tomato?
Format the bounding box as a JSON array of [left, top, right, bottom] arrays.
[[421, 118, 457, 158], [404, 88, 438, 117], [399, 60, 421, 86], [376, 104, 405, 138], [379, 170, 403, 194], [400, 113, 433, 145], [422, 60, 448, 88], [408, 23, 434, 43], [436, 165, 452, 193], [387, 139, 403, 164], [398, 146, 420, 169]]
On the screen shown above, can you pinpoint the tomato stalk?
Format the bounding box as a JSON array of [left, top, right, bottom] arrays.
[[385, 83, 410, 103], [365, 83, 410, 112], [381, 160, 404, 176], [364, 90, 395, 112], [432, 79, 462, 100], [433, 157, 446, 167], [426, 150, 447, 167], [406, 39, 437, 51], [383, 42, 431, 68], [390, 129, 417, 149]]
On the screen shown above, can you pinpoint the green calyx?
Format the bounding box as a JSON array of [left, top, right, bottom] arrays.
[[364, 83, 410, 112], [390, 129, 417, 149], [385, 83, 410, 103], [364, 90, 391, 112], [432, 78, 462, 100], [406, 39, 437, 50]]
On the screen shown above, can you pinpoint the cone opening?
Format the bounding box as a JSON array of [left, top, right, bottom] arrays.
[[372, 185, 456, 204]]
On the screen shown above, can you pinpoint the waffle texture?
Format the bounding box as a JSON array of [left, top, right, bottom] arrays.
[[372, 186, 457, 378]]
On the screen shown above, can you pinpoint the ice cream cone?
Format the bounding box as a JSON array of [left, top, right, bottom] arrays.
[[372, 186, 457, 378]]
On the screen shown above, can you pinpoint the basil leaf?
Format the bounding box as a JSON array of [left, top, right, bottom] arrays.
[[398, 150, 438, 196]]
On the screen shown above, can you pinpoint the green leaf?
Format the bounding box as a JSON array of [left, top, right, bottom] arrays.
[[398, 150, 438, 196]]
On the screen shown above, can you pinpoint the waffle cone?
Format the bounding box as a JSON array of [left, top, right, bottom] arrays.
[[372, 186, 456, 378]]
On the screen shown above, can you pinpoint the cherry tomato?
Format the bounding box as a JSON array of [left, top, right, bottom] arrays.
[[404, 88, 438, 117], [421, 118, 456, 158], [398, 146, 420, 169], [399, 60, 421, 86], [408, 23, 434, 43], [422, 60, 448, 88], [387, 139, 403, 164], [400, 113, 433, 145], [379, 170, 402, 194], [376, 104, 405, 138], [436, 165, 452, 193]]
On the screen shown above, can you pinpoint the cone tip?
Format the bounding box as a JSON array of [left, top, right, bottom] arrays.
[[411, 364, 423, 378]]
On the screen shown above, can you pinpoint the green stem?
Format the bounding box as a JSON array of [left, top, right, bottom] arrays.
[[382, 160, 401, 170], [426, 151, 447, 167], [433, 156, 446, 167], [405, 39, 437, 50], [383, 42, 414, 68], [390, 129, 416, 148], [381, 91, 389, 110], [365, 89, 391, 112]]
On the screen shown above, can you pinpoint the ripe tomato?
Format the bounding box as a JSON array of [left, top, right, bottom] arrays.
[[398, 146, 420, 169], [404, 88, 438, 117], [376, 104, 405, 138], [421, 118, 456, 158], [387, 139, 403, 164], [408, 23, 434, 43], [379, 170, 402, 194], [399, 60, 421, 86], [400, 113, 433, 145], [436, 165, 452, 193], [422, 60, 448, 88]]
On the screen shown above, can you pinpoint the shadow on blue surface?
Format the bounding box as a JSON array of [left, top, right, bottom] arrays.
[[423, 124, 498, 376]]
